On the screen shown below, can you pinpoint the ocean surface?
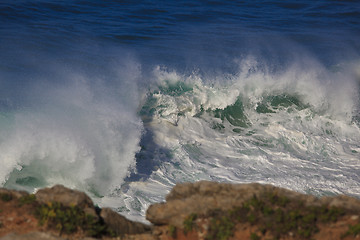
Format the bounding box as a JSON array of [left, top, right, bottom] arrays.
[[0, 0, 360, 222]]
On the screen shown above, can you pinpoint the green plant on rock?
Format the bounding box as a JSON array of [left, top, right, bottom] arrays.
[[317, 205, 345, 222], [36, 202, 110, 237], [204, 192, 348, 240], [343, 223, 360, 238], [267, 192, 290, 207], [18, 194, 36, 206], [0, 193, 13, 202], [250, 232, 261, 240], [183, 213, 197, 235], [247, 212, 257, 224], [206, 214, 235, 240], [168, 225, 177, 238]]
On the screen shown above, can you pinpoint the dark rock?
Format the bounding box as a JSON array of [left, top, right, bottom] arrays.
[[100, 208, 151, 235]]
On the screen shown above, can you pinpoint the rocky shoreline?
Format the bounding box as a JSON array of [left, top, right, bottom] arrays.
[[0, 181, 359, 240]]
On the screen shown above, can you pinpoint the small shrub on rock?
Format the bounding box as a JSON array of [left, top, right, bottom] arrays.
[[205, 192, 347, 240], [36, 202, 110, 237], [0, 193, 13, 202], [168, 225, 177, 238], [343, 223, 360, 238], [183, 213, 197, 235], [18, 194, 36, 206]]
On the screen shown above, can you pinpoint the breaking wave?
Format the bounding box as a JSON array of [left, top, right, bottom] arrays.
[[114, 57, 360, 220], [1, 55, 360, 222]]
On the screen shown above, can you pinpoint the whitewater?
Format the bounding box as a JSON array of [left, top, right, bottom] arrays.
[[2, 54, 359, 222], [0, 0, 360, 222], [122, 57, 360, 220]]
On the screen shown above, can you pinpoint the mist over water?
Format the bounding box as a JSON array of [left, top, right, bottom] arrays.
[[0, 48, 144, 196], [0, 0, 360, 221]]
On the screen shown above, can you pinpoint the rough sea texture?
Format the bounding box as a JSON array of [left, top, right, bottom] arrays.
[[0, 0, 359, 222]]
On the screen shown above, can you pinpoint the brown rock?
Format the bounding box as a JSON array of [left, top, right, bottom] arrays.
[[321, 195, 360, 212], [34, 185, 98, 217], [35, 185, 94, 209], [0, 232, 65, 240], [100, 208, 151, 235], [146, 181, 360, 228], [0, 188, 29, 199], [105, 233, 156, 240], [2, 182, 360, 240], [146, 181, 281, 227]]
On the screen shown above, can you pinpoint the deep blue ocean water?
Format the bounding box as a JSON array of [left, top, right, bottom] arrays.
[[1, 0, 360, 221], [1, 1, 359, 73]]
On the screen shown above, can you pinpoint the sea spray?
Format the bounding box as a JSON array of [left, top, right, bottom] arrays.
[[0, 65, 143, 196]]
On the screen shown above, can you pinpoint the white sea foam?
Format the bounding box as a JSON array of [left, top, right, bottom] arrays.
[[0, 64, 143, 196], [113, 57, 360, 221]]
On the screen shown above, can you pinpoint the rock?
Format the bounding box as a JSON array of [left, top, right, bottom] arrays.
[[100, 208, 151, 235], [35, 185, 94, 209], [321, 195, 360, 212], [147, 181, 284, 227], [111, 233, 156, 240], [34, 185, 98, 218], [146, 181, 360, 228], [0, 188, 29, 199], [0, 232, 100, 240], [2, 182, 360, 240], [0, 232, 65, 240]]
